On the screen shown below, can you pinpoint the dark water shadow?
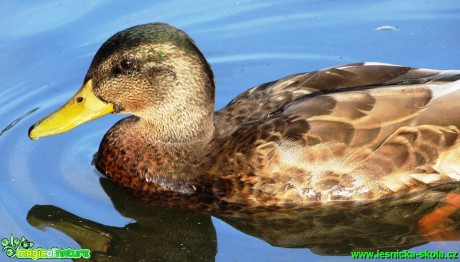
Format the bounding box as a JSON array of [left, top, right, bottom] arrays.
[[28, 178, 217, 262], [27, 178, 460, 261]]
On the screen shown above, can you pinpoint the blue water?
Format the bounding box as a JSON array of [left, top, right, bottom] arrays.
[[1, 0, 460, 261]]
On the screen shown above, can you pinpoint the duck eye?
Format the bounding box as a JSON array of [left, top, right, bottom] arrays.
[[118, 58, 134, 72]]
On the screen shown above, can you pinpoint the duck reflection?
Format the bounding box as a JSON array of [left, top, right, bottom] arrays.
[[28, 179, 217, 262], [27, 179, 460, 261]]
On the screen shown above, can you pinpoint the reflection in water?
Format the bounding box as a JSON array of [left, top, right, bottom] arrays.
[[28, 179, 217, 262], [28, 179, 460, 260]]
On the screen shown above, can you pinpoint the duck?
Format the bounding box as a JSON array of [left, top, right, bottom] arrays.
[[29, 23, 460, 206]]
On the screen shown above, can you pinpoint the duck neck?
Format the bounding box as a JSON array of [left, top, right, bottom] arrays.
[[138, 109, 215, 144]]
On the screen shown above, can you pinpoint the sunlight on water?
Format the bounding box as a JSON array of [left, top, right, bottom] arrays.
[[1, 0, 460, 261]]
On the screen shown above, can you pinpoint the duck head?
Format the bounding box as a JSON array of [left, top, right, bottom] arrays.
[[29, 23, 215, 142]]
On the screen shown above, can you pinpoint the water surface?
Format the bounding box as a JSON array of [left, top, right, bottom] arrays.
[[1, 0, 460, 261]]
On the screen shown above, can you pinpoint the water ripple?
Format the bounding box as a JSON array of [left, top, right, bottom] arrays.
[[0, 108, 38, 137], [0, 1, 459, 260]]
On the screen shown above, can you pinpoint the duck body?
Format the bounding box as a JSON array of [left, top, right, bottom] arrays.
[[29, 23, 460, 206], [97, 62, 460, 206]]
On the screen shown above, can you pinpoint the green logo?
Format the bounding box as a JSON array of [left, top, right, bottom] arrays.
[[1, 234, 91, 260], [1, 234, 34, 258]]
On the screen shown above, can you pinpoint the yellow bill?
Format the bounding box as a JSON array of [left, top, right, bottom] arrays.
[[29, 79, 114, 140]]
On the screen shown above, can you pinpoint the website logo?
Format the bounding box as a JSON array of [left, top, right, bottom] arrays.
[[1, 234, 91, 260]]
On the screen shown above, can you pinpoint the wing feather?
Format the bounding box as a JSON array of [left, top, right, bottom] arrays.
[[214, 63, 455, 138], [212, 63, 460, 202]]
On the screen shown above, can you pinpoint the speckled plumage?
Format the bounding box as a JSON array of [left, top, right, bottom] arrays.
[[47, 23, 460, 206]]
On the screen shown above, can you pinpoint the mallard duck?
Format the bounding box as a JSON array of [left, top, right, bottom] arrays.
[[29, 23, 460, 206]]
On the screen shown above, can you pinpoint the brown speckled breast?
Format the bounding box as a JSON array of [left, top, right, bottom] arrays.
[[96, 116, 202, 195]]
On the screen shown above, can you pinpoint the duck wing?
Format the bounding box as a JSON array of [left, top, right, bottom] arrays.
[[214, 62, 459, 138], [211, 63, 460, 203]]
